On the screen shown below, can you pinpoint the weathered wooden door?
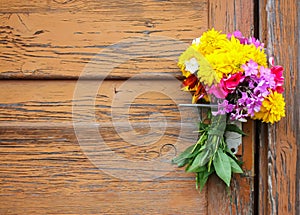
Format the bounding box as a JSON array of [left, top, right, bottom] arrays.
[[257, 0, 299, 214], [0, 0, 261, 214]]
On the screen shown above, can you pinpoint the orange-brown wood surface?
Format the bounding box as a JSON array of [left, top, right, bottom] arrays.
[[0, 0, 207, 79], [259, 0, 299, 214], [207, 0, 255, 214], [0, 80, 209, 214], [0, 0, 257, 214]]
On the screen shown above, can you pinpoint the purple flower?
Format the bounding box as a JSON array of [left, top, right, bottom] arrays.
[[254, 79, 270, 97], [259, 66, 276, 89], [238, 92, 249, 106], [227, 31, 265, 48], [212, 100, 235, 116], [227, 30, 248, 44], [242, 60, 259, 76], [230, 111, 248, 122], [246, 97, 262, 116], [247, 37, 264, 49]]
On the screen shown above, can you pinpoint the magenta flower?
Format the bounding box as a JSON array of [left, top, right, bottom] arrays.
[[247, 37, 264, 49], [227, 31, 264, 49], [223, 72, 245, 91], [227, 30, 248, 44], [259, 66, 276, 90], [242, 60, 258, 76], [208, 83, 228, 99], [271, 65, 284, 93], [212, 100, 235, 116]]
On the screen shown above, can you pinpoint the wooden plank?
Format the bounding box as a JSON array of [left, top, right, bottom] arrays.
[[207, 0, 255, 214], [0, 0, 206, 13], [0, 0, 208, 79], [0, 80, 198, 123], [208, 0, 254, 35], [0, 127, 208, 214], [0, 80, 208, 213], [259, 0, 299, 214], [0, 79, 201, 165]]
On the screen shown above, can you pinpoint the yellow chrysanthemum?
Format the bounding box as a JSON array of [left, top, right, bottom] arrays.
[[204, 37, 268, 78], [205, 51, 236, 79], [178, 46, 219, 86], [194, 28, 228, 56], [245, 45, 268, 67], [204, 38, 246, 78], [252, 91, 286, 123]]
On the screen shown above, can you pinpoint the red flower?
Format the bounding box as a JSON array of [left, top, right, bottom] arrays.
[[223, 72, 245, 91], [182, 74, 198, 90], [271, 65, 284, 93], [208, 72, 244, 99]]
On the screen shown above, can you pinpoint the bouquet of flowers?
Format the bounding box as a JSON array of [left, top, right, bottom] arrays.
[[173, 28, 285, 190]]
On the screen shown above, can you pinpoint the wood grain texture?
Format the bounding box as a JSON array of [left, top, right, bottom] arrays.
[[0, 80, 207, 214], [0, 127, 207, 215], [0, 0, 205, 13], [0, 0, 259, 214], [208, 0, 254, 36], [0, 0, 207, 79], [207, 0, 255, 214], [259, 0, 299, 214]]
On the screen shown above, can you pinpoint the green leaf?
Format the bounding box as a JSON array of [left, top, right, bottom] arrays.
[[213, 148, 232, 187], [186, 164, 206, 173], [196, 133, 208, 146], [228, 156, 243, 173], [197, 166, 215, 191], [226, 124, 247, 136], [172, 144, 196, 167], [186, 149, 211, 172], [199, 121, 209, 131]]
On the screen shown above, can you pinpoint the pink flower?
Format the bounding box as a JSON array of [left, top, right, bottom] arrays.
[[223, 72, 245, 91], [208, 83, 228, 99], [208, 72, 244, 99], [271, 65, 284, 93], [242, 60, 258, 76], [247, 37, 264, 49], [227, 31, 247, 44]]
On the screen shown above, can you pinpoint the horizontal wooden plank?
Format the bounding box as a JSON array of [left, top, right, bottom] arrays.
[[0, 0, 206, 13], [0, 80, 198, 123], [0, 79, 207, 213], [0, 0, 208, 79], [0, 79, 201, 174], [0, 79, 253, 171], [0, 127, 207, 214]]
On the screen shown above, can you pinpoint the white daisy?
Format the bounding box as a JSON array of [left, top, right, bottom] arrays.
[[184, 58, 199, 74]]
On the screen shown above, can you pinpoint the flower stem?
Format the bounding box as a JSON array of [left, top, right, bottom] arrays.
[[206, 113, 227, 170]]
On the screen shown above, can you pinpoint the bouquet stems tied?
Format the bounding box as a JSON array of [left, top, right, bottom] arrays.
[[172, 109, 244, 191]]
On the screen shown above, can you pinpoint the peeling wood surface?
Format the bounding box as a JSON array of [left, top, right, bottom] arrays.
[[0, 0, 207, 79], [0, 80, 208, 214], [259, 0, 299, 214], [0, 127, 207, 214], [0, 0, 258, 214]]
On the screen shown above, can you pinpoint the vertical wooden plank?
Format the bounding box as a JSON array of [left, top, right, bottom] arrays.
[[208, 0, 254, 35], [207, 0, 255, 214], [259, 0, 299, 214]]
